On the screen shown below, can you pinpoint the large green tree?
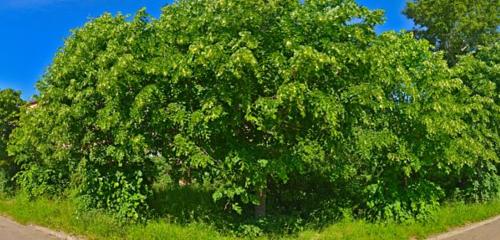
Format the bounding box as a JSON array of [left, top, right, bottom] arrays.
[[404, 0, 500, 65], [8, 0, 497, 223]]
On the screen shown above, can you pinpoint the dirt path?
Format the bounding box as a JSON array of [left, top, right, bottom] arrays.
[[0, 216, 60, 240], [428, 215, 500, 240]]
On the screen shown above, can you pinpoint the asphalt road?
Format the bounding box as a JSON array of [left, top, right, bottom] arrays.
[[0, 216, 57, 240], [430, 216, 500, 240]]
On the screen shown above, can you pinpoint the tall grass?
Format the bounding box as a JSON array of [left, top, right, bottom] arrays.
[[0, 192, 499, 240], [294, 200, 500, 240], [0, 193, 234, 240]]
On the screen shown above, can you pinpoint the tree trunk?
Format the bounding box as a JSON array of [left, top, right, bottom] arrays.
[[255, 189, 267, 218]]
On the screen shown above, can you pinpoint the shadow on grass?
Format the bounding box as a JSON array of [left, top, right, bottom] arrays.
[[148, 183, 346, 237]]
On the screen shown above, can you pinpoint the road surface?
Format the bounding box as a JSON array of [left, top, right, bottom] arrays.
[[0, 216, 58, 240], [429, 215, 500, 240]]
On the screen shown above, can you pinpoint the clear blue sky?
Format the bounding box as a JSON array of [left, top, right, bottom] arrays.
[[0, 0, 413, 99]]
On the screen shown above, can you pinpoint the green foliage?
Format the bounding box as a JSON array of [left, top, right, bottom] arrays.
[[9, 12, 157, 220], [0, 170, 8, 194], [404, 0, 500, 204], [404, 0, 500, 65], [447, 43, 500, 202], [0, 89, 24, 192], [4, 0, 499, 230], [0, 89, 23, 165]]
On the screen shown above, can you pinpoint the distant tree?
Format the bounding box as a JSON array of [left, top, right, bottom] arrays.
[[404, 0, 500, 65]]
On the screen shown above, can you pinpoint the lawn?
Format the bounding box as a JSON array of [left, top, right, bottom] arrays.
[[0, 194, 499, 240]]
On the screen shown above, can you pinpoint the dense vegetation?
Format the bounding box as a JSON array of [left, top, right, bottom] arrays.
[[404, 0, 499, 65], [0, 89, 24, 193], [0, 0, 498, 237]]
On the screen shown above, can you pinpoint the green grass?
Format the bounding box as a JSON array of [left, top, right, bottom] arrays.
[[0, 194, 235, 240], [294, 200, 500, 240], [0, 194, 499, 240]]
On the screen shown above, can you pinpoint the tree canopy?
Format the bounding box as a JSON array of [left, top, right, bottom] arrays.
[[4, 0, 500, 225], [404, 0, 500, 65]]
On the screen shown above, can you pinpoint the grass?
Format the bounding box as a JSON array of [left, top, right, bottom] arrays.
[[0, 194, 235, 240], [0, 194, 499, 240], [294, 200, 500, 240]]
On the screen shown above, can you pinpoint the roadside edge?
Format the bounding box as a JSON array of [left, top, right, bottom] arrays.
[[427, 215, 500, 240]]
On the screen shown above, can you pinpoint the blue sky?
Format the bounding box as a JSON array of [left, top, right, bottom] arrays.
[[0, 0, 413, 99]]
